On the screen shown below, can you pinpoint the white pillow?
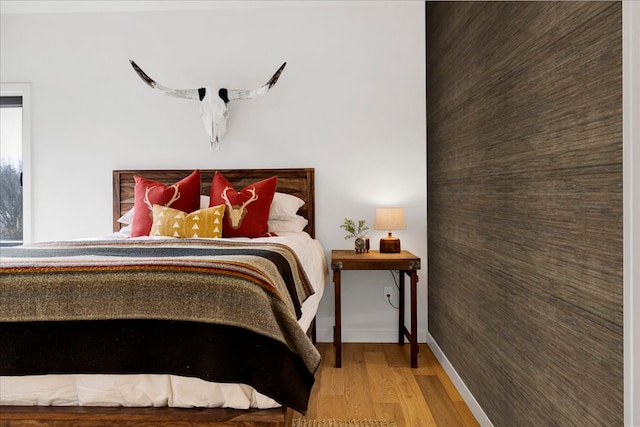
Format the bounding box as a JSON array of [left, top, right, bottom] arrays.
[[268, 215, 308, 233], [118, 208, 135, 225], [200, 195, 210, 209], [119, 224, 132, 236], [269, 192, 305, 219]]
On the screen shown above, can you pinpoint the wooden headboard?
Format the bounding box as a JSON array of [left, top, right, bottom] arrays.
[[113, 168, 315, 238]]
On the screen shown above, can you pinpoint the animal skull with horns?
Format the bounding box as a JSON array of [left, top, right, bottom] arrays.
[[129, 60, 286, 150]]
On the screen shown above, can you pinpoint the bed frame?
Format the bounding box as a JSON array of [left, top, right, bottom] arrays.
[[0, 168, 315, 427]]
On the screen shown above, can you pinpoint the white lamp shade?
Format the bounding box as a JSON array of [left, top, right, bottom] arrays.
[[373, 207, 406, 231]]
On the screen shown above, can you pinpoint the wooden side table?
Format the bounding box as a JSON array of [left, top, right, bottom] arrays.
[[330, 249, 421, 368]]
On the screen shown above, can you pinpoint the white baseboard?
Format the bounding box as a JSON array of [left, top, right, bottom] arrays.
[[426, 332, 494, 427], [315, 328, 429, 344]]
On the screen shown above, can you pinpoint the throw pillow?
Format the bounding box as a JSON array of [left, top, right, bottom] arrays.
[[209, 172, 277, 237], [131, 169, 201, 237], [150, 204, 225, 238]]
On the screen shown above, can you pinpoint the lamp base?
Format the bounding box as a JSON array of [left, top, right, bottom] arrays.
[[379, 235, 401, 253]]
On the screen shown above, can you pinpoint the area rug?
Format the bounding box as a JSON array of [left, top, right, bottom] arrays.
[[292, 420, 397, 427]]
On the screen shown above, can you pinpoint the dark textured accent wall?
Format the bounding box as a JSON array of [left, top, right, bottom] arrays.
[[426, 2, 622, 426]]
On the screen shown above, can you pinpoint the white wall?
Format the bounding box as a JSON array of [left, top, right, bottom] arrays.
[[0, 1, 427, 344]]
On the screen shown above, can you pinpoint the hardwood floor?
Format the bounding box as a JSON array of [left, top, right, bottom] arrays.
[[0, 343, 480, 427], [295, 342, 480, 427]]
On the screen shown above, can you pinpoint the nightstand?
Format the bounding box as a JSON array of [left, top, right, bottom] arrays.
[[330, 249, 421, 368]]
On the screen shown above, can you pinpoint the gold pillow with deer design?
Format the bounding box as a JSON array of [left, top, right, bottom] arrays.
[[150, 204, 226, 238]]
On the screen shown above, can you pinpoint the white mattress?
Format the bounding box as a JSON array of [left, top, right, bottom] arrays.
[[0, 232, 328, 409]]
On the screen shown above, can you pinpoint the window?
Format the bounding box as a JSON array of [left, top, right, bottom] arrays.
[[1, 84, 30, 245], [0, 96, 23, 245]]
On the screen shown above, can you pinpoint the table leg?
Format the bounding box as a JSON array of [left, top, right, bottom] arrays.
[[398, 270, 405, 344], [410, 270, 418, 368], [333, 269, 342, 368]]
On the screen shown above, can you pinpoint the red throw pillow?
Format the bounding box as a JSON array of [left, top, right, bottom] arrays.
[[131, 169, 201, 237], [209, 172, 277, 238]]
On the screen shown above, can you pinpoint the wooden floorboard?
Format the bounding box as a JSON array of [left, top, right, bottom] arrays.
[[293, 343, 480, 426], [416, 375, 466, 427]]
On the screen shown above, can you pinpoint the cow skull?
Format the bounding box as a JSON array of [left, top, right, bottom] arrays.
[[129, 60, 286, 151]]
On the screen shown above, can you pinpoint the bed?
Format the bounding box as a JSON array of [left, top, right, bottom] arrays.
[[0, 168, 326, 427]]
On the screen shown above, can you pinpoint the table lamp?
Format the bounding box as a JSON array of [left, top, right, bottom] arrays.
[[373, 207, 406, 253]]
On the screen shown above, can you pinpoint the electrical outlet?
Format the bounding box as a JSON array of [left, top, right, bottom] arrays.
[[384, 286, 393, 301]]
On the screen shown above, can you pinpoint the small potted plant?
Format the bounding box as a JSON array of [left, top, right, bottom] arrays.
[[340, 218, 370, 253]]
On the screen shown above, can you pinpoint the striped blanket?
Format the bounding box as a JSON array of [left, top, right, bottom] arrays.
[[0, 238, 321, 413]]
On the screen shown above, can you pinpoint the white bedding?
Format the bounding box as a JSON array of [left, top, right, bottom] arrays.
[[0, 231, 328, 409]]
